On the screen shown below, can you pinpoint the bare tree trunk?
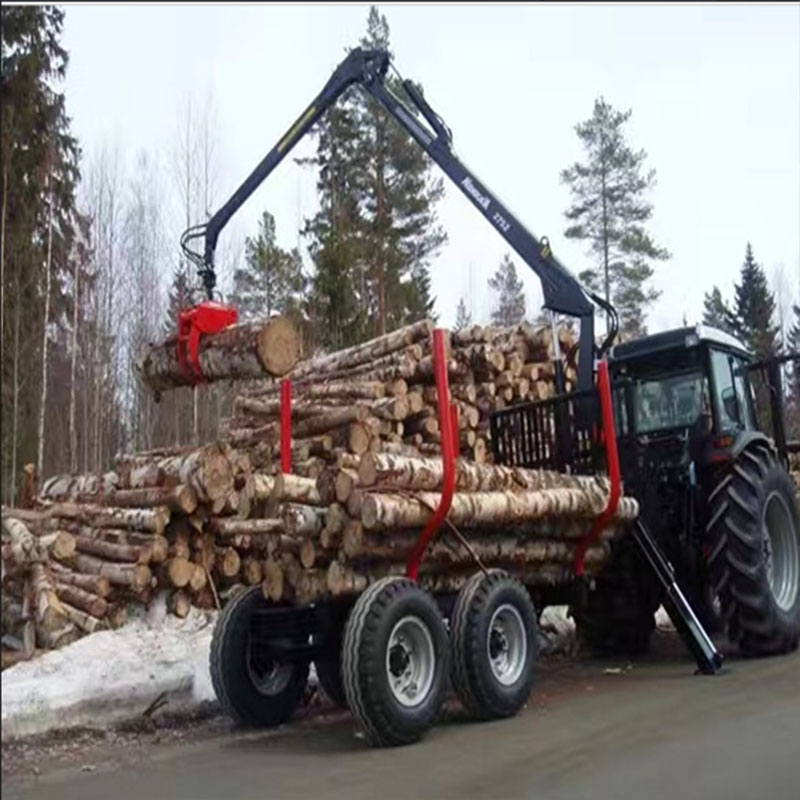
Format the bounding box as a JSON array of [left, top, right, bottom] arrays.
[[1, 160, 7, 341], [10, 274, 21, 504], [193, 387, 199, 446], [69, 249, 80, 472], [37, 165, 55, 480]]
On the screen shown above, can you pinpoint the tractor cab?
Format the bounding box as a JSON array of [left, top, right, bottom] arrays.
[[608, 325, 763, 474]]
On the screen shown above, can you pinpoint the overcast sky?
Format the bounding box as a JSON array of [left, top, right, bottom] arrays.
[[61, 2, 800, 333]]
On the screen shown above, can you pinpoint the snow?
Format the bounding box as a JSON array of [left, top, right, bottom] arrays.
[[1, 593, 219, 741]]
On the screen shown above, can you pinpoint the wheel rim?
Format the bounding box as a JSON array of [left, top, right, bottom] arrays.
[[487, 604, 527, 686], [386, 616, 436, 707], [762, 491, 799, 612], [246, 637, 294, 696]]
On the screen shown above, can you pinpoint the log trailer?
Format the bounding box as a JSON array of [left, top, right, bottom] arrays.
[[178, 48, 800, 746]]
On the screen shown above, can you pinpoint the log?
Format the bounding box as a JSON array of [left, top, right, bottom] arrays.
[[166, 557, 195, 588], [209, 518, 283, 537], [270, 473, 323, 506], [189, 564, 208, 592], [241, 557, 263, 586], [54, 582, 108, 618], [73, 534, 146, 564], [262, 558, 284, 601], [97, 485, 198, 514], [326, 561, 368, 596], [134, 315, 299, 391], [124, 443, 234, 503], [346, 422, 372, 456], [218, 547, 241, 579], [167, 590, 192, 619], [40, 471, 118, 501], [31, 564, 76, 648], [299, 538, 316, 570], [35, 502, 170, 535], [334, 469, 359, 504], [288, 320, 433, 380], [283, 504, 326, 537], [291, 406, 369, 439], [74, 554, 151, 592], [2, 517, 41, 568], [49, 563, 111, 597], [361, 489, 639, 531], [252, 474, 276, 502], [358, 453, 613, 494], [61, 602, 105, 634]]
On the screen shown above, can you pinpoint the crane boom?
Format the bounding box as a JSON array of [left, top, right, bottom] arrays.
[[180, 47, 615, 392]]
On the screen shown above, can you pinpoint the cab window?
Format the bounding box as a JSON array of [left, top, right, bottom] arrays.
[[710, 349, 753, 431]]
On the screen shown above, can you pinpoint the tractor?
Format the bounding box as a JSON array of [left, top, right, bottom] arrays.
[[581, 328, 800, 657]]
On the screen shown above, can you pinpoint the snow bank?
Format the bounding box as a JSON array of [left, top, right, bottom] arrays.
[[1, 594, 219, 741]]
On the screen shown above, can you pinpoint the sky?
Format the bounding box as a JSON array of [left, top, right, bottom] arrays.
[[61, 2, 800, 334]]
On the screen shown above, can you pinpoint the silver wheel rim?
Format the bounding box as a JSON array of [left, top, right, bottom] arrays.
[[386, 616, 436, 707], [487, 604, 527, 686], [246, 638, 293, 696], [762, 491, 799, 612]]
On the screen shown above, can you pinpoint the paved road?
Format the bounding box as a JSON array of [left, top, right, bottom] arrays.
[[5, 648, 799, 800]]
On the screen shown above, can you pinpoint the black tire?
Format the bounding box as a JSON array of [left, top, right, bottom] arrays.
[[707, 443, 800, 656], [342, 577, 449, 747], [575, 536, 663, 656], [314, 657, 347, 708], [209, 587, 309, 727], [450, 570, 538, 720]]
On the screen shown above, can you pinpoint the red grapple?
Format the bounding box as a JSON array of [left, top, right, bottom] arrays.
[[177, 301, 239, 383]]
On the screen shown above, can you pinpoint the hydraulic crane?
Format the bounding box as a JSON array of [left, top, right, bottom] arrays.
[[178, 47, 616, 391]]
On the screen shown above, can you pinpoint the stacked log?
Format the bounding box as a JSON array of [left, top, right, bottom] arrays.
[[222, 320, 577, 467], [4, 318, 625, 668]]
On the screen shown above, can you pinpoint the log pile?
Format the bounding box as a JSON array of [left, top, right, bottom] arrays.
[[222, 319, 578, 469], [3, 318, 634, 669]]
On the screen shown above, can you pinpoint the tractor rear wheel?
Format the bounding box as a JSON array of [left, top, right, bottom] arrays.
[[707, 443, 800, 656]]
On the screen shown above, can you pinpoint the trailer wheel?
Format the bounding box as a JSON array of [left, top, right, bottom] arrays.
[[342, 577, 449, 747], [707, 443, 800, 655], [209, 587, 309, 727], [450, 570, 538, 719]]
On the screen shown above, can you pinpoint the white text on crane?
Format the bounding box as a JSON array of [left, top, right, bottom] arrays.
[[461, 177, 491, 210]]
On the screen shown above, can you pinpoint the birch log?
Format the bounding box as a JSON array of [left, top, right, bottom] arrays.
[[134, 315, 300, 391]]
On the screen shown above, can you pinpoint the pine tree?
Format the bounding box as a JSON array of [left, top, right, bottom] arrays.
[[732, 243, 779, 358], [354, 6, 445, 335], [560, 97, 669, 337], [1, 6, 83, 498], [489, 255, 526, 326], [702, 286, 736, 334], [299, 101, 368, 351], [231, 210, 305, 322], [454, 298, 472, 331]]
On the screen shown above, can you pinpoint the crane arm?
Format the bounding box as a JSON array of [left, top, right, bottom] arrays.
[[182, 47, 615, 391]]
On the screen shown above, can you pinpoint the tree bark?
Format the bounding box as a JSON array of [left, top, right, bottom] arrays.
[[37, 163, 55, 483], [35, 502, 170, 535], [119, 443, 234, 503], [361, 489, 638, 531], [283, 504, 326, 536], [270, 473, 323, 506], [134, 315, 300, 392], [49, 562, 111, 597], [54, 582, 108, 618], [72, 554, 151, 591]]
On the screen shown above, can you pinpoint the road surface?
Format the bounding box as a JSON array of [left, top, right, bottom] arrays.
[[4, 645, 799, 800]]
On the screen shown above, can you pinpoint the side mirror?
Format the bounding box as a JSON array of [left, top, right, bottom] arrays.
[[721, 387, 740, 424]]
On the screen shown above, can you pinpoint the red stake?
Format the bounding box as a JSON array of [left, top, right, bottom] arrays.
[[280, 378, 292, 475], [574, 360, 620, 576], [406, 329, 457, 580]]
